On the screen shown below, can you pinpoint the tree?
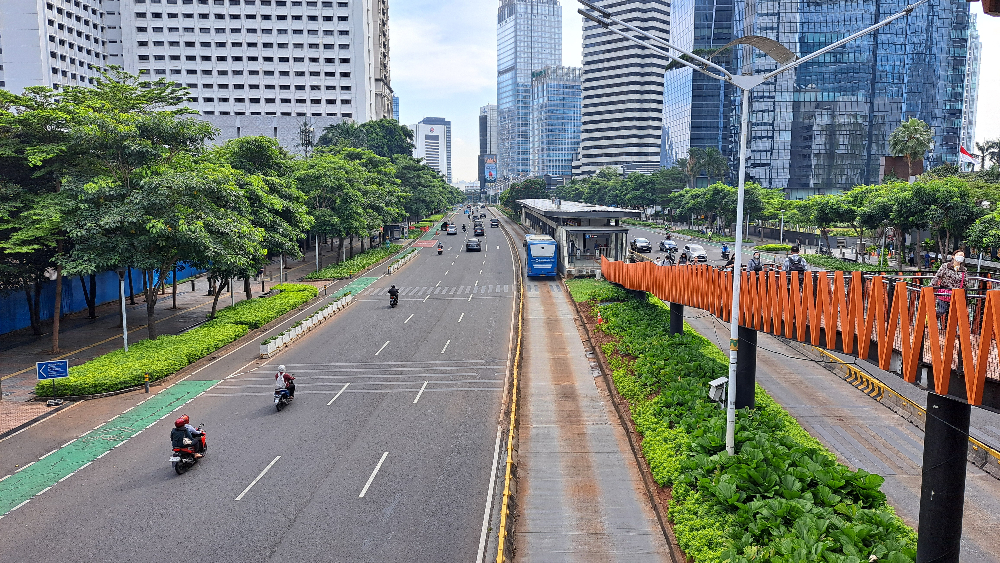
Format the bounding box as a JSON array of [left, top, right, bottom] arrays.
[[317, 119, 415, 159], [806, 193, 856, 250], [500, 178, 548, 217], [976, 139, 1000, 170], [701, 147, 729, 184], [394, 155, 461, 219], [295, 152, 369, 263], [888, 118, 933, 180]]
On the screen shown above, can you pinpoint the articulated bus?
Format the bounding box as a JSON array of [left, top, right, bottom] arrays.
[[524, 234, 558, 277]]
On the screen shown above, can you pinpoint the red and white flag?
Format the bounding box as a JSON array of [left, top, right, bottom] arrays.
[[960, 146, 977, 166]]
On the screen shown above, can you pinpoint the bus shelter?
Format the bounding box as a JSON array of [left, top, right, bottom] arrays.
[[518, 198, 639, 277]]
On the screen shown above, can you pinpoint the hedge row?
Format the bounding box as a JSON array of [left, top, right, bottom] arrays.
[[305, 244, 403, 280], [567, 279, 916, 563], [35, 283, 318, 397]]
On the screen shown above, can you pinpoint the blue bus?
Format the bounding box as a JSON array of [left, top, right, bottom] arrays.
[[525, 234, 558, 277]]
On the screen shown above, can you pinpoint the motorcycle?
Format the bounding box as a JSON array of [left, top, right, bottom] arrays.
[[721, 249, 731, 260], [170, 425, 206, 475], [274, 387, 292, 411], [390, 294, 399, 308], [437, 245, 444, 255]]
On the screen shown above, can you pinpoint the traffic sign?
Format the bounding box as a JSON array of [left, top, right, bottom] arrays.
[[37, 360, 69, 380]]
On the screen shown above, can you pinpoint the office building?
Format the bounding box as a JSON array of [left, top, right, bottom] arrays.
[[529, 65, 581, 177], [576, 0, 670, 176], [412, 116, 452, 183], [479, 103, 498, 190], [961, 14, 981, 159], [392, 94, 399, 121], [497, 0, 561, 181], [662, 0, 978, 198], [0, 0, 392, 150]]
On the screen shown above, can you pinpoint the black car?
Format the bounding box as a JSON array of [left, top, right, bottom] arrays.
[[474, 225, 485, 236], [490, 218, 499, 228], [466, 238, 482, 251], [659, 239, 677, 252], [630, 238, 652, 253]]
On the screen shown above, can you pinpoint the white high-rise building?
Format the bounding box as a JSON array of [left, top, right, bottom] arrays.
[[0, 0, 391, 149], [576, 0, 669, 176], [961, 13, 981, 160], [412, 116, 451, 183]]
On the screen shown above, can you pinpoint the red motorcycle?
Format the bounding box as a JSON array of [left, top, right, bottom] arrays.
[[169, 425, 207, 475]]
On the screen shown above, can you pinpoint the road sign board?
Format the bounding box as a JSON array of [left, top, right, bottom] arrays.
[[37, 360, 69, 380]]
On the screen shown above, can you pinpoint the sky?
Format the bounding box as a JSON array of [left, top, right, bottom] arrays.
[[389, 1, 998, 184]]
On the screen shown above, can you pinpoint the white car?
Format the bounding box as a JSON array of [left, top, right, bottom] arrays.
[[682, 244, 708, 263]]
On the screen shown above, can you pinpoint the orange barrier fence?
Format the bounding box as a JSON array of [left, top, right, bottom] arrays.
[[601, 258, 1000, 406]]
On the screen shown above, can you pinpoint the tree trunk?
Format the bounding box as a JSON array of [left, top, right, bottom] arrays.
[[339, 236, 346, 263], [24, 281, 43, 336], [127, 267, 136, 305], [209, 278, 228, 319], [51, 263, 63, 353], [80, 274, 98, 319], [171, 265, 178, 309], [145, 269, 160, 340], [244, 277, 252, 300], [349, 234, 355, 259]]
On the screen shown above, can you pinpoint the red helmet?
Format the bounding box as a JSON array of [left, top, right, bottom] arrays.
[[174, 415, 189, 428]]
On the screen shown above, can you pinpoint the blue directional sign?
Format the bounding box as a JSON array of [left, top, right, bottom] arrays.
[[37, 360, 69, 380]]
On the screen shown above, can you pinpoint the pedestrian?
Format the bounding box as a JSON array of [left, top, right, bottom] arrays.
[[747, 251, 763, 272], [931, 251, 967, 325], [924, 251, 931, 269], [655, 256, 663, 267]]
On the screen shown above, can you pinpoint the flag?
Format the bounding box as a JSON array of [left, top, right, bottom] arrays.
[[960, 146, 977, 166]]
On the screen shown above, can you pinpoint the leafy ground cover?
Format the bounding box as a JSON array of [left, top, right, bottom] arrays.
[[35, 284, 318, 397], [754, 244, 791, 252], [566, 279, 916, 563], [624, 218, 665, 229], [306, 244, 403, 280], [676, 229, 754, 244], [803, 254, 888, 273]]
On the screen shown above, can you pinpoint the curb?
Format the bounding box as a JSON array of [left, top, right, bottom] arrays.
[[0, 401, 77, 441]]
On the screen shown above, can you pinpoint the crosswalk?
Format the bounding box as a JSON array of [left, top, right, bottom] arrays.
[[204, 360, 507, 398], [355, 284, 514, 297]]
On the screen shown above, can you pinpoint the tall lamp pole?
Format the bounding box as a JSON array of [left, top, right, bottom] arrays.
[[116, 267, 129, 352], [578, 0, 929, 455]]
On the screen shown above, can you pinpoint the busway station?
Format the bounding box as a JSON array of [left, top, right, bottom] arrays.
[[517, 198, 639, 277]]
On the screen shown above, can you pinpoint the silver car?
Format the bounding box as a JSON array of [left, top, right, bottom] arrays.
[[682, 244, 708, 263]]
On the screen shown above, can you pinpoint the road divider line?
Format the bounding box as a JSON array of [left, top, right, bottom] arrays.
[[423, 294, 430, 303], [235, 456, 281, 501], [413, 381, 428, 403], [458, 312, 465, 323], [375, 341, 390, 356], [445, 270, 449, 275], [441, 340, 451, 354], [359, 452, 389, 498], [468, 293, 473, 302], [327, 383, 350, 405], [436, 280, 441, 286], [404, 314, 414, 324]]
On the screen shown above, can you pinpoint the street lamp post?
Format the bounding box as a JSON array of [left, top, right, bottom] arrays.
[[578, 0, 930, 455], [116, 267, 129, 352]]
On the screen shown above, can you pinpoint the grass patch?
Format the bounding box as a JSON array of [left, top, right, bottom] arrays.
[[565, 277, 630, 303], [306, 244, 403, 280], [803, 254, 888, 273], [566, 279, 916, 562], [754, 244, 791, 252], [36, 284, 318, 397]]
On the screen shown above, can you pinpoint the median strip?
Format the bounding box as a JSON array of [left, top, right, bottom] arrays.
[[0, 379, 218, 519]]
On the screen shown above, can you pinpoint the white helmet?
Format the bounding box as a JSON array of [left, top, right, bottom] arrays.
[[278, 365, 286, 372]]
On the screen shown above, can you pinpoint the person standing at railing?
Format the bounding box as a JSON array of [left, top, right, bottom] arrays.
[[747, 251, 763, 273], [931, 251, 967, 325]]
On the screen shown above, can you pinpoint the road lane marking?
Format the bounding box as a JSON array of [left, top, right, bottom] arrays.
[[483, 260, 486, 265], [375, 341, 390, 356], [496, 246, 499, 250], [476, 426, 504, 563], [404, 314, 414, 323], [475, 280, 479, 286], [441, 340, 451, 354], [359, 452, 389, 498], [436, 280, 441, 286], [458, 312, 465, 323], [423, 294, 430, 302], [413, 381, 428, 403], [480, 270, 483, 274], [327, 383, 350, 405], [235, 456, 281, 501], [451, 261, 455, 265], [468, 293, 473, 302], [445, 270, 449, 275]]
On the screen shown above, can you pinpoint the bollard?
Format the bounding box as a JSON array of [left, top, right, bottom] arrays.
[[735, 325, 757, 409], [669, 303, 684, 335], [144, 372, 150, 393], [191, 279, 196, 291]]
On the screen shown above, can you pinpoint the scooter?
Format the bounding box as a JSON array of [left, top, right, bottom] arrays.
[[437, 244, 444, 255], [390, 294, 398, 308], [274, 387, 292, 411], [170, 425, 206, 475], [721, 249, 731, 260]]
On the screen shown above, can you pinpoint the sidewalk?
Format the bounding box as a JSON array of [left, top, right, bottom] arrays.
[[514, 280, 672, 562], [685, 312, 1000, 563], [0, 237, 374, 435]]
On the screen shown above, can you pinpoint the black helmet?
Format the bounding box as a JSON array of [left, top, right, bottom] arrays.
[[391, 285, 396, 289]]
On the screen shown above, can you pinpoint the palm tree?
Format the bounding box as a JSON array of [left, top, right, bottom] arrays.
[[680, 147, 706, 190], [976, 139, 1000, 170], [701, 147, 729, 183], [888, 118, 933, 180]]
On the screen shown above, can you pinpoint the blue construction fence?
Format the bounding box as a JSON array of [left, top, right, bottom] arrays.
[[0, 264, 204, 336]]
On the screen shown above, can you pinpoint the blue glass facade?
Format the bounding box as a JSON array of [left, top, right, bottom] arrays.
[[497, 0, 562, 181], [663, 0, 974, 198], [530, 66, 582, 177]]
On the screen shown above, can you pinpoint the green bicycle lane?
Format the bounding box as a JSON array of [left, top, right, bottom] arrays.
[[0, 379, 218, 518]]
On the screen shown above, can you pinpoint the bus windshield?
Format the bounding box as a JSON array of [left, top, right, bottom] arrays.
[[529, 244, 555, 258]]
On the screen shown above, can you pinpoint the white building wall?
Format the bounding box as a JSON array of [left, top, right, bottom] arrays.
[[412, 118, 451, 183]]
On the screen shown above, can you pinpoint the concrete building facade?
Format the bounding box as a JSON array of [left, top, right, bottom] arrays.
[[412, 116, 452, 183]]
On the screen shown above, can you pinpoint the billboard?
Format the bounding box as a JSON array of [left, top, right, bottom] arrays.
[[481, 154, 498, 189]]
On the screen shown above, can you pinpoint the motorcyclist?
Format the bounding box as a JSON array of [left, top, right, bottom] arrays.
[[387, 284, 400, 305], [275, 364, 295, 399], [437, 242, 444, 255], [171, 414, 204, 458], [721, 244, 729, 257], [462, 224, 467, 232]]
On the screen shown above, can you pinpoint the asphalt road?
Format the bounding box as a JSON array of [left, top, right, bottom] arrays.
[[0, 208, 517, 563]]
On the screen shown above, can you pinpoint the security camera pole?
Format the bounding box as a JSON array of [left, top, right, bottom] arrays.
[[577, 0, 929, 455]]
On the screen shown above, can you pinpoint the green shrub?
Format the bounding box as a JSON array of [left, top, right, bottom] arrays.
[[590, 292, 915, 562], [565, 278, 630, 303], [803, 254, 889, 273], [35, 283, 318, 397], [676, 229, 753, 244], [755, 244, 791, 252], [306, 244, 403, 279]]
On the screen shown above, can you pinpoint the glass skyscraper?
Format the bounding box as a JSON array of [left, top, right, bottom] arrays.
[[663, 0, 977, 198], [530, 66, 582, 177], [497, 0, 562, 181]]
